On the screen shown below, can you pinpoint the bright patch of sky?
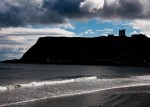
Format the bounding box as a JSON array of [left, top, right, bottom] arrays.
[[31, 19, 142, 37], [51, 19, 141, 37]]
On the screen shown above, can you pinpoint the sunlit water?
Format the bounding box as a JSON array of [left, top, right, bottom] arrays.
[[0, 63, 150, 106]]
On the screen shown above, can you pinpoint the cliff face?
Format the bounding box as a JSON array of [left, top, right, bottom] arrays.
[[20, 36, 150, 65]]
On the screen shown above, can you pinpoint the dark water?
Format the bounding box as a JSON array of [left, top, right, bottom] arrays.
[[1, 63, 150, 107]]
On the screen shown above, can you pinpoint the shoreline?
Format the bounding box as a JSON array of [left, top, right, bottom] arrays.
[[2, 85, 150, 107]]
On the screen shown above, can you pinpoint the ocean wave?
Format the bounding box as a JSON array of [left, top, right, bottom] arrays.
[[132, 75, 150, 80], [1, 75, 150, 106], [1, 84, 150, 107], [0, 76, 97, 91], [0, 86, 8, 91], [1, 75, 150, 92]]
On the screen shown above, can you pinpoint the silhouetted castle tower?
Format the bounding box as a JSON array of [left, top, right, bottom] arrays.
[[119, 29, 126, 37]]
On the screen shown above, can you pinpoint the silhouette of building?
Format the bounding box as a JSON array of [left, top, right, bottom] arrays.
[[108, 34, 114, 38], [119, 29, 126, 37], [132, 34, 146, 38]]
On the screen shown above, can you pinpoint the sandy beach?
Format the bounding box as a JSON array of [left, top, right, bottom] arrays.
[[3, 85, 150, 107]]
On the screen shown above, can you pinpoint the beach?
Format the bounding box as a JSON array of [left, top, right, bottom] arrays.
[[2, 85, 150, 107], [1, 64, 150, 107]]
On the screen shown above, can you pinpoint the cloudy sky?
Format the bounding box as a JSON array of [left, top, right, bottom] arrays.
[[0, 0, 150, 60]]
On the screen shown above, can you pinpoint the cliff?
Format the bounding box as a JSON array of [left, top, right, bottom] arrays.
[[17, 36, 150, 66]]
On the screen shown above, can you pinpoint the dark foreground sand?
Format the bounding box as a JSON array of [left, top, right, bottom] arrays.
[[4, 85, 150, 107]]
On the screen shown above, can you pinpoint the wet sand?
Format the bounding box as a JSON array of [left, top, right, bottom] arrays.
[[3, 85, 150, 107]]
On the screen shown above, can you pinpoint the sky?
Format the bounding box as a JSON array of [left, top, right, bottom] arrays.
[[0, 0, 150, 61]]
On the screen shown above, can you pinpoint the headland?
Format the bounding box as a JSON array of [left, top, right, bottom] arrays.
[[3, 29, 150, 66]]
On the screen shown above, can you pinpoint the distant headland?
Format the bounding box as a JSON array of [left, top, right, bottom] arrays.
[[3, 29, 150, 66]]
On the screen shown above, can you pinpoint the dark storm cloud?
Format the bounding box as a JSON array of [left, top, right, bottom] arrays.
[[0, 0, 67, 27], [45, 0, 82, 17], [102, 0, 148, 19], [0, 0, 150, 28], [117, 0, 144, 18], [0, 0, 81, 27]]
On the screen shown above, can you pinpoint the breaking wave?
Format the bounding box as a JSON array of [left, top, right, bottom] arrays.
[[0, 76, 97, 91], [1, 75, 150, 107]]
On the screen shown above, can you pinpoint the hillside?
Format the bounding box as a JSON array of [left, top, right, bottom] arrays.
[[16, 35, 150, 66]]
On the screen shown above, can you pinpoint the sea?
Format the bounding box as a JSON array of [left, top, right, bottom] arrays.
[[1, 63, 150, 107]]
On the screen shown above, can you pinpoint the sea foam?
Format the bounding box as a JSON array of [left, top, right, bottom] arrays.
[[0, 76, 97, 91]]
